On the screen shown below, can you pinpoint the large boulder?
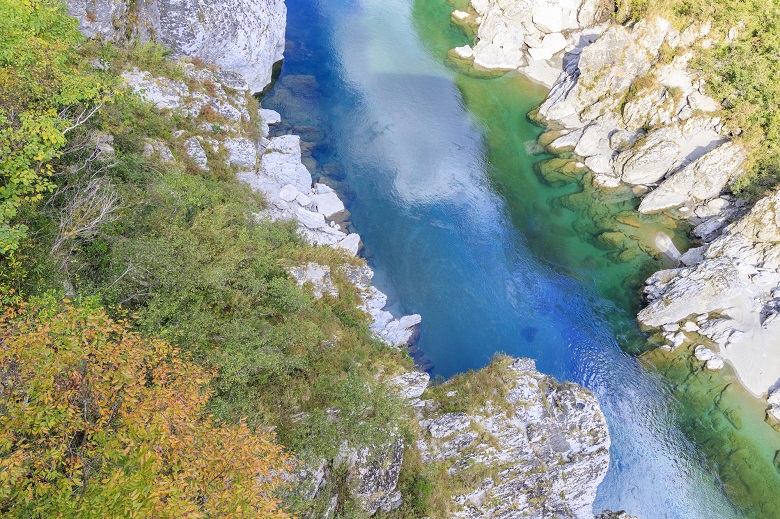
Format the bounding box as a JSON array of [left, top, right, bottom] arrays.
[[537, 18, 673, 125], [66, 0, 286, 92], [639, 141, 745, 213], [260, 135, 313, 194]]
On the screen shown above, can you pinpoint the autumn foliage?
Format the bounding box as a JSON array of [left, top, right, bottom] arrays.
[[0, 302, 290, 518]]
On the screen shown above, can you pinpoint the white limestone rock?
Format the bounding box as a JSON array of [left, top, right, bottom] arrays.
[[66, 0, 286, 93], [452, 45, 475, 60], [619, 136, 681, 186], [418, 357, 610, 518], [279, 184, 300, 202], [693, 346, 725, 370], [639, 142, 746, 214], [312, 191, 347, 220], [258, 108, 282, 125], [337, 233, 361, 256], [389, 372, 430, 399], [639, 189, 780, 395], [260, 135, 313, 194], [296, 192, 312, 207], [224, 137, 258, 169], [122, 68, 189, 110], [538, 18, 674, 126], [472, 40, 525, 71], [533, 5, 564, 33], [428, 413, 471, 439], [340, 265, 422, 348], [296, 207, 326, 229], [184, 138, 208, 169], [527, 32, 567, 61]]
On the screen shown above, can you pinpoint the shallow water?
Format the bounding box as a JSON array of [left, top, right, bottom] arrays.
[[263, 0, 780, 516]]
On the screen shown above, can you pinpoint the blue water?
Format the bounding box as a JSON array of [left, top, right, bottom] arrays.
[[262, 0, 746, 516]]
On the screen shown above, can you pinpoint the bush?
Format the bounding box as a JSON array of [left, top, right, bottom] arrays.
[[0, 0, 110, 255], [0, 301, 290, 518]]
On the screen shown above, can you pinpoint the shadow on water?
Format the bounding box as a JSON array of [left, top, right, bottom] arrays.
[[262, 0, 780, 516]]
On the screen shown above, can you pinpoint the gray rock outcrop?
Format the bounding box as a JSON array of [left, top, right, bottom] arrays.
[[66, 0, 286, 92], [342, 265, 422, 348], [415, 357, 611, 518]]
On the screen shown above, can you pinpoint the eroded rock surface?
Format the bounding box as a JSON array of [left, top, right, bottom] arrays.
[[416, 358, 610, 518], [341, 265, 422, 348], [66, 0, 286, 92]]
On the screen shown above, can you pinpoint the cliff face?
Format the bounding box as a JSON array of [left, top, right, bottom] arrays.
[[65, 0, 286, 92]]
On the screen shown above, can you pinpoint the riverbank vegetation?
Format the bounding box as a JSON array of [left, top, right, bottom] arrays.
[[1, 1, 413, 516], [616, 0, 780, 197]]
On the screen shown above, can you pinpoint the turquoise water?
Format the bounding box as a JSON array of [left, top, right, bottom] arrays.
[[262, 0, 780, 516]]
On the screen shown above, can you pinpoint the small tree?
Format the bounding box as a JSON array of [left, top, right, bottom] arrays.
[[0, 301, 290, 518], [0, 0, 110, 255]]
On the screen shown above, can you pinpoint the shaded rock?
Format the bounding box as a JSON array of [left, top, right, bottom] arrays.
[[184, 138, 208, 169]]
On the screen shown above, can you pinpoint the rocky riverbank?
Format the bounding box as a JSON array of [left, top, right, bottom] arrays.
[[448, 0, 780, 422]]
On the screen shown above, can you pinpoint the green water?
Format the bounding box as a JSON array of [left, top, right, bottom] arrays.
[[413, 0, 780, 515]]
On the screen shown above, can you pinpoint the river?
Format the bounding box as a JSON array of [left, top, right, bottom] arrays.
[[262, 0, 780, 515]]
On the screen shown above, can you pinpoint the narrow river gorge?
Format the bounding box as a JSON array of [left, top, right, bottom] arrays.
[[261, 0, 780, 516]]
